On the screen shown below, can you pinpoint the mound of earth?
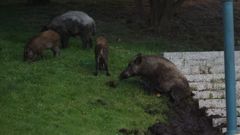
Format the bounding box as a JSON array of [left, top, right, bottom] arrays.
[[119, 97, 223, 135], [147, 97, 223, 135]]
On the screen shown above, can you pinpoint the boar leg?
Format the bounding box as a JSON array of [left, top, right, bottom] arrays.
[[94, 57, 100, 76], [84, 29, 93, 48], [81, 33, 92, 49], [61, 35, 69, 48], [81, 36, 90, 49], [31, 52, 40, 61], [81, 37, 87, 49], [105, 65, 110, 76], [51, 46, 60, 56], [36, 51, 43, 59], [89, 38, 93, 48], [103, 60, 110, 76]]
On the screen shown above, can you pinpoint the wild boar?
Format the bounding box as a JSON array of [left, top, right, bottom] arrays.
[[119, 53, 192, 102], [94, 36, 110, 76], [23, 30, 61, 62], [43, 11, 96, 49]]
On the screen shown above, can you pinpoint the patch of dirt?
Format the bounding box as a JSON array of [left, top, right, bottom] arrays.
[[146, 97, 223, 135], [120, 97, 223, 135], [126, 0, 240, 50], [167, 1, 224, 50], [171, 0, 240, 50]]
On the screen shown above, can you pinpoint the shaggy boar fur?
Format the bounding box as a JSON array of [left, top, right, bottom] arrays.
[[119, 54, 192, 102], [95, 36, 110, 76], [24, 30, 61, 62], [43, 11, 96, 49]]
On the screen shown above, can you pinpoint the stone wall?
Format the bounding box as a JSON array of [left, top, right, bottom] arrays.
[[164, 51, 240, 132]]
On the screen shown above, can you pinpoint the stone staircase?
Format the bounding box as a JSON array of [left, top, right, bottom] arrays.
[[163, 51, 240, 132]]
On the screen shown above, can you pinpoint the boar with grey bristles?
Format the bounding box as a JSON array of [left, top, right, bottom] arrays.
[[119, 53, 192, 102], [43, 11, 96, 49]]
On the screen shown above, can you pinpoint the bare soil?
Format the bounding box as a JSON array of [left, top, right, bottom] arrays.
[[127, 0, 240, 50]]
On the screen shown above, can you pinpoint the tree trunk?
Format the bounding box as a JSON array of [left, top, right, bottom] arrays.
[[27, 0, 50, 5]]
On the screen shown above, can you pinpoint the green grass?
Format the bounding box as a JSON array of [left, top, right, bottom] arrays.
[[0, 2, 196, 135]]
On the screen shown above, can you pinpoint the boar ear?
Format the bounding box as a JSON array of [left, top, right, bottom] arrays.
[[134, 54, 142, 65]]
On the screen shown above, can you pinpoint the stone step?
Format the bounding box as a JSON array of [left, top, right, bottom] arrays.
[[206, 108, 240, 117], [164, 51, 240, 61], [212, 117, 240, 127], [192, 89, 240, 99], [190, 81, 240, 91], [164, 51, 240, 75], [164, 51, 224, 60], [221, 127, 240, 133], [186, 74, 225, 82], [179, 65, 240, 75], [199, 99, 240, 108], [188, 73, 240, 83], [186, 74, 240, 82], [190, 82, 225, 91], [168, 58, 240, 68], [192, 90, 225, 99]]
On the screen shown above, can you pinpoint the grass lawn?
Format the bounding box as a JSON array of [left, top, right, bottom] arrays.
[[0, 1, 200, 135]]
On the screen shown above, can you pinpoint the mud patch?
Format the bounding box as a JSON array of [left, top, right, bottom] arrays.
[[147, 98, 223, 135]]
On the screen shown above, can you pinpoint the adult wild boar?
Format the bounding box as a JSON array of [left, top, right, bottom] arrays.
[[24, 30, 61, 62], [43, 11, 96, 49], [94, 36, 110, 76], [119, 54, 192, 102]]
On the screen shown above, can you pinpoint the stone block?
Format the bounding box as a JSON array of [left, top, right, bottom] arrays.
[[212, 117, 240, 127], [192, 90, 225, 99], [206, 108, 240, 117]]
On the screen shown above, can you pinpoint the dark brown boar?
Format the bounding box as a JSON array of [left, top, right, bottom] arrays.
[[119, 53, 192, 102], [94, 36, 110, 76], [24, 30, 61, 62]]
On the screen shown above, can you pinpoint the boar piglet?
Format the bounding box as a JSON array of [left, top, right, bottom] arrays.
[[43, 11, 96, 49], [94, 36, 110, 76], [24, 30, 61, 62], [119, 53, 192, 102]]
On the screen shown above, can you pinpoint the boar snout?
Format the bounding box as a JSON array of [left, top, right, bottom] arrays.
[[119, 70, 131, 80]]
